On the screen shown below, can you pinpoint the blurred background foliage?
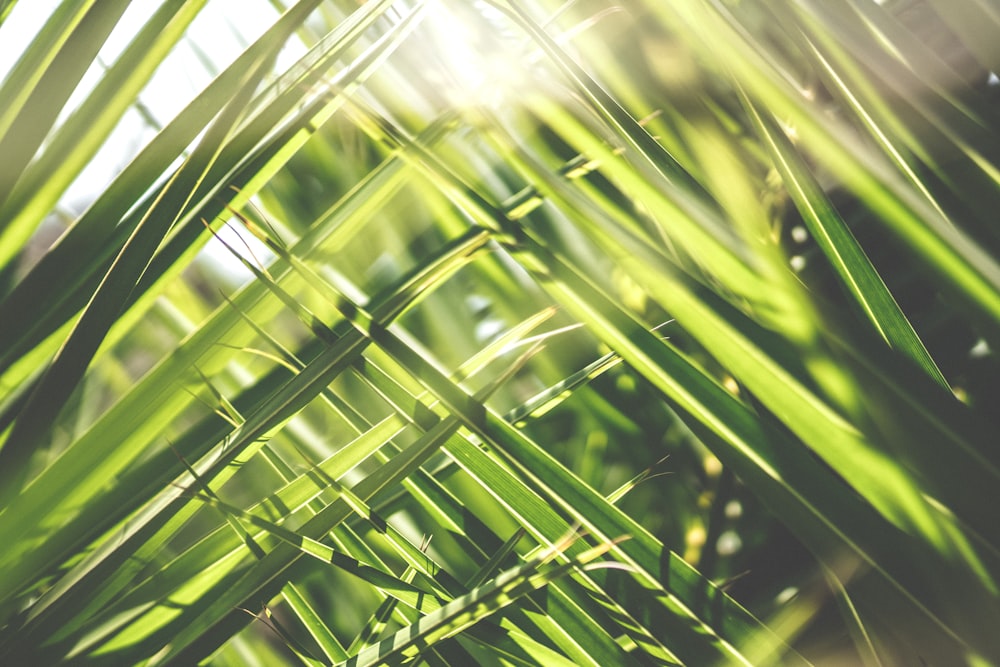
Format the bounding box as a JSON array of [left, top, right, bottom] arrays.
[[0, 0, 998, 665]]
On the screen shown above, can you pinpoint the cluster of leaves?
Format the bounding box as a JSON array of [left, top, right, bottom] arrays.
[[0, 0, 998, 665]]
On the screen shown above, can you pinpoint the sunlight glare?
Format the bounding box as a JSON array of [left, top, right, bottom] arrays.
[[421, 0, 526, 110]]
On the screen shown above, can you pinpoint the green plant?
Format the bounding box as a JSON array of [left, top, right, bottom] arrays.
[[0, 0, 998, 664]]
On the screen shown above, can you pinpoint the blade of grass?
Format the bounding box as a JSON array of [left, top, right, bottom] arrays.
[[0, 0, 389, 376], [0, 0, 210, 268], [740, 88, 949, 387], [340, 537, 617, 667], [0, 0, 130, 236], [0, 34, 278, 508]]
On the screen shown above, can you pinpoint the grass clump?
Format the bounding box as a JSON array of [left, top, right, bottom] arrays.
[[0, 0, 997, 664]]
